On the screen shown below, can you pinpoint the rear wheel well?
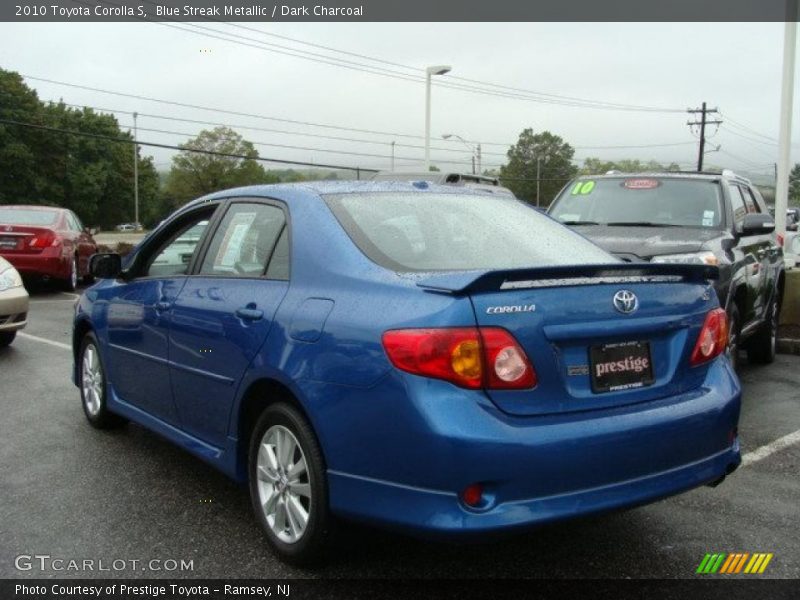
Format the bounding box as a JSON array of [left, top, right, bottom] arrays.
[[237, 379, 320, 480]]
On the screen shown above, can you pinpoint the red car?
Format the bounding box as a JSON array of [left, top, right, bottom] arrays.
[[0, 205, 98, 291]]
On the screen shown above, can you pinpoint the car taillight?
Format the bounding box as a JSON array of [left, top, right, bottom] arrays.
[[690, 308, 729, 366], [27, 231, 59, 248], [382, 327, 536, 390], [778, 234, 784, 247]]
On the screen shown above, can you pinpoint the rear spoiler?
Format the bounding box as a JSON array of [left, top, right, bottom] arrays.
[[416, 263, 719, 295]]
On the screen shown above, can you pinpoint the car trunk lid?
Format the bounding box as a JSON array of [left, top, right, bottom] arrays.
[[418, 264, 719, 416]]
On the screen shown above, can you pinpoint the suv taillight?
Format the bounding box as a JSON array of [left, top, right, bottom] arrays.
[[690, 308, 729, 366], [382, 327, 536, 390]]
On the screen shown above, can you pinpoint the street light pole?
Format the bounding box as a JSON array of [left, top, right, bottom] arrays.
[[390, 141, 396, 171], [425, 65, 451, 171], [442, 133, 478, 174], [133, 111, 139, 227]]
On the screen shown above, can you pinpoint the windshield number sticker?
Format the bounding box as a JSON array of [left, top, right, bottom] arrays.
[[571, 181, 595, 195], [622, 178, 660, 190]]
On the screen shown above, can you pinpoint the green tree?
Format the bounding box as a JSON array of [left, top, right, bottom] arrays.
[[164, 127, 278, 206], [0, 69, 49, 204], [499, 129, 577, 206], [789, 163, 800, 205], [580, 158, 681, 175], [0, 68, 164, 228]]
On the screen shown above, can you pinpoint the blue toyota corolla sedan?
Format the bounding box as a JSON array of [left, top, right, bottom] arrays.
[[72, 182, 741, 564]]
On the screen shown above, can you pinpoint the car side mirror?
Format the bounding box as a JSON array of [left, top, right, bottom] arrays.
[[740, 213, 775, 237], [89, 253, 122, 279]]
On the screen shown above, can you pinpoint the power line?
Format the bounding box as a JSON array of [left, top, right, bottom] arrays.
[[718, 112, 780, 143], [115, 122, 483, 167], [35, 86, 698, 154], [52, 99, 697, 157], [24, 74, 427, 140], [158, 19, 683, 113], [119, 0, 683, 114], [0, 118, 379, 173], [49, 100, 512, 157]]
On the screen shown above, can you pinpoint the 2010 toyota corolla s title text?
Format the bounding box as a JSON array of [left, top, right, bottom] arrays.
[[71, 181, 741, 564]]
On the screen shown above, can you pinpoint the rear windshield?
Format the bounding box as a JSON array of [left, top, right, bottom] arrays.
[[325, 192, 613, 272], [0, 208, 59, 226], [550, 177, 724, 228]]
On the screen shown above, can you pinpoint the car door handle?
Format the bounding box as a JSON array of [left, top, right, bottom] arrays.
[[155, 300, 171, 312], [236, 307, 264, 321]]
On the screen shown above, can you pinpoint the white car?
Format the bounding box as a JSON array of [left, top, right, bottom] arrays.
[[0, 256, 29, 347]]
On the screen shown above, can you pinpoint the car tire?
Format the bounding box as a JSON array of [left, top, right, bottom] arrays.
[[725, 305, 741, 372], [62, 255, 78, 292], [79, 332, 127, 429], [0, 331, 16, 347], [248, 402, 332, 566], [747, 296, 778, 364]]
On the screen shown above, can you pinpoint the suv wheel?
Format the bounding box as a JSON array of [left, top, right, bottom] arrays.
[[248, 403, 331, 565], [747, 296, 778, 364], [79, 333, 127, 428], [726, 305, 741, 371]]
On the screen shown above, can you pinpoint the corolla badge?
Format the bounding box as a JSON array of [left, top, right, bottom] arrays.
[[486, 304, 536, 315], [613, 290, 639, 314]]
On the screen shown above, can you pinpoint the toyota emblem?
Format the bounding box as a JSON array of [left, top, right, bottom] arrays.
[[613, 290, 639, 314]]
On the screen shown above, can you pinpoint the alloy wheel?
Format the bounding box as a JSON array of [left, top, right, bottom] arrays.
[[70, 257, 78, 290], [81, 344, 103, 416], [256, 425, 312, 544]]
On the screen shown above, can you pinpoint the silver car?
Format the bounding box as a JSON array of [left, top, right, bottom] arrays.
[[0, 256, 28, 347]]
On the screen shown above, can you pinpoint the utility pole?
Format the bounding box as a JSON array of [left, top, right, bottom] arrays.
[[476, 143, 482, 174], [687, 102, 722, 172], [133, 112, 139, 227], [536, 156, 542, 207], [390, 141, 395, 171]]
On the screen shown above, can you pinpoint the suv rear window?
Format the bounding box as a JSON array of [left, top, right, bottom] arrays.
[[325, 192, 613, 272], [550, 178, 724, 229]]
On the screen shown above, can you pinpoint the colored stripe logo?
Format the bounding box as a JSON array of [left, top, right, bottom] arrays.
[[697, 553, 773, 574]]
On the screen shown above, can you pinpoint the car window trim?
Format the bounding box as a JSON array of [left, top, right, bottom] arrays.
[[190, 196, 291, 282], [126, 202, 222, 280]]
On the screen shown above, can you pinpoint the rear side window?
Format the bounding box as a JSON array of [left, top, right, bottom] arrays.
[[740, 186, 760, 213], [550, 178, 724, 228], [324, 192, 612, 272], [727, 185, 748, 227], [199, 203, 286, 278]]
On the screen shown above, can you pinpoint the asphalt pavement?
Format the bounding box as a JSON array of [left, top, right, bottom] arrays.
[[1, 285, 798, 579]]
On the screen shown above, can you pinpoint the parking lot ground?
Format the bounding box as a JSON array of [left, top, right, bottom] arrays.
[[1, 286, 799, 579]]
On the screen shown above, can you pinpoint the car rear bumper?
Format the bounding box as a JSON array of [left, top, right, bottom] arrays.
[[2, 252, 69, 280], [0, 286, 29, 332], [324, 357, 741, 537]]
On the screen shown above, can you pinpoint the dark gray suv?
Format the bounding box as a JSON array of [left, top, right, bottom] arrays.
[[549, 171, 785, 370]]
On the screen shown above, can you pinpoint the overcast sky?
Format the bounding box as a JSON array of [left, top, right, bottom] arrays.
[[0, 21, 797, 180]]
